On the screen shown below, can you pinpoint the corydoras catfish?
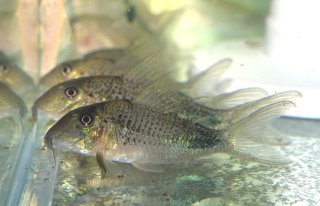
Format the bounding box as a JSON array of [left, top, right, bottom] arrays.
[[44, 97, 295, 174], [39, 41, 168, 91], [34, 57, 270, 119], [0, 58, 35, 96], [33, 73, 299, 135]]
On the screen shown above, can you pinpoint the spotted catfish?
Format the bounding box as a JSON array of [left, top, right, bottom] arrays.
[[0, 55, 35, 96], [44, 95, 295, 174]]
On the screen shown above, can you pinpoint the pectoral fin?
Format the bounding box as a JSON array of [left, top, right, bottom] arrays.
[[132, 162, 164, 173], [96, 152, 124, 178]]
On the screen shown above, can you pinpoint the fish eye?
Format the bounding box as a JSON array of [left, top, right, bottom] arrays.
[[61, 64, 72, 76], [79, 113, 94, 126], [64, 87, 78, 98], [0, 63, 9, 73]]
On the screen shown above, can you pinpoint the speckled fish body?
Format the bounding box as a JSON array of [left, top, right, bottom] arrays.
[[44, 99, 228, 164], [34, 76, 143, 120], [44, 99, 295, 170], [33, 75, 220, 123]]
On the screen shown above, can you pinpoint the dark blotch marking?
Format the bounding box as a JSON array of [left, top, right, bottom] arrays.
[[126, 5, 136, 23]]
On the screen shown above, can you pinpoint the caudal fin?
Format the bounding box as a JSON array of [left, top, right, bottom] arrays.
[[226, 101, 295, 164], [221, 90, 302, 124], [198, 87, 268, 109]]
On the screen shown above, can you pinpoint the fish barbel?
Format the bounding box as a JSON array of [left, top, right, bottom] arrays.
[[44, 98, 294, 173]]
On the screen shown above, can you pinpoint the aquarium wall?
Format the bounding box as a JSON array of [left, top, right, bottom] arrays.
[[0, 0, 319, 206]]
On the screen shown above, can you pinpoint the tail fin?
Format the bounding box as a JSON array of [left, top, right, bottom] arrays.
[[221, 90, 302, 124], [226, 101, 295, 164], [198, 87, 268, 109]]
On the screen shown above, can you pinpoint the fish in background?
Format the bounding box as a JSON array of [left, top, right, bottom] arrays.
[[0, 52, 35, 97], [34, 56, 255, 115], [0, 81, 27, 121], [36, 44, 301, 146], [38, 63, 300, 143], [35, 57, 230, 117], [33, 75, 270, 122], [43, 77, 296, 175], [34, 65, 298, 128], [39, 38, 180, 92]]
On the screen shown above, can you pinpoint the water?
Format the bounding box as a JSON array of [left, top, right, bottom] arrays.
[[0, 1, 319, 205], [0, 118, 19, 190]]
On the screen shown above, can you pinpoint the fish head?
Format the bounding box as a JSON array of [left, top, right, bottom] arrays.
[[39, 60, 84, 92], [0, 81, 27, 118], [33, 78, 87, 120], [0, 61, 35, 95], [44, 104, 105, 155]]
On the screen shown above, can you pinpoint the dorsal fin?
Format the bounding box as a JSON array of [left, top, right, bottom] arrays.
[[184, 58, 233, 89], [123, 52, 173, 85], [135, 74, 182, 114]]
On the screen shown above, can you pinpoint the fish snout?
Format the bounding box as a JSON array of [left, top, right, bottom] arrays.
[[31, 98, 60, 121], [44, 131, 54, 151]]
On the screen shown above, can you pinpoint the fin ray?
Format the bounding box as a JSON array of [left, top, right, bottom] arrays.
[[226, 101, 295, 164], [207, 88, 268, 109], [222, 90, 302, 124], [186, 58, 232, 88], [135, 75, 182, 114], [96, 152, 123, 178]]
